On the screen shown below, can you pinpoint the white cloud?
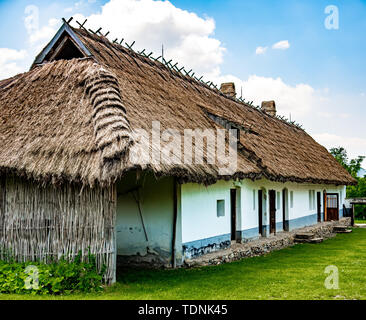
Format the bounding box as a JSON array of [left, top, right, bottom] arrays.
[[255, 46, 267, 55], [24, 5, 39, 34], [28, 18, 60, 48], [313, 133, 366, 158], [0, 48, 27, 79], [0, 6, 62, 80], [317, 111, 350, 119], [272, 40, 290, 50], [209, 73, 316, 118], [72, 0, 225, 75]]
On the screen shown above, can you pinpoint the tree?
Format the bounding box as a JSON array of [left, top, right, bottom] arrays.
[[330, 147, 365, 178], [330, 147, 366, 219]]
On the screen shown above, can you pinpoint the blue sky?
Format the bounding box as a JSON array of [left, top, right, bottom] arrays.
[[0, 0, 365, 159]]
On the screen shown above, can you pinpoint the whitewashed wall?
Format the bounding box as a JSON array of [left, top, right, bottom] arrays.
[[181, 180, 234, 244], [116, 172, 181, 265], [181, 178, 346, 248], [115, 172, 346, 262]]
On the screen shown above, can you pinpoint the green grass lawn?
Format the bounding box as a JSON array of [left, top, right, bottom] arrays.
[[355, 219, 366, 224], [1, 228, 366, 300]]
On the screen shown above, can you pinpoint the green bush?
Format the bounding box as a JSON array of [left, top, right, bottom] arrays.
[[0, 251, 106, 295], [355, 204, 366, 220]]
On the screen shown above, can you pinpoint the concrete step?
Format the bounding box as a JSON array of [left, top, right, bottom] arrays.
[[294, 237, 323, 244], [294, 232, 315, 240]]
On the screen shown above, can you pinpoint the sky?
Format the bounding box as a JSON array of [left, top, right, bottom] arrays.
[[0, 0, 365, 159]]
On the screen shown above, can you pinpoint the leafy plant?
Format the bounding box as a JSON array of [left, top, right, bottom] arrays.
[[0, 251, 106, 295]]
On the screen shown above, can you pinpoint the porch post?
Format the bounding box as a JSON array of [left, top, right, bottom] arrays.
[[112, 183, 117, 284]]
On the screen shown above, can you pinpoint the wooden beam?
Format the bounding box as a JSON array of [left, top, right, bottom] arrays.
[[171, 178, 178, 268]]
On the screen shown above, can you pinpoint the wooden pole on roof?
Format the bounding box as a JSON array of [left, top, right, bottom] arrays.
[[76, 19, 88, 31]]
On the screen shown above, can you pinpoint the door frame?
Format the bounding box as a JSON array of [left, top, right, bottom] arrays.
[[323, 190, 327, 221], [269, 190, 276, 234], [317, 191, 322, 222], [325, 193, 339, 221], [230, 189, 237, 241], [258, 189, 263, 236], [282, 188, 289, 231]]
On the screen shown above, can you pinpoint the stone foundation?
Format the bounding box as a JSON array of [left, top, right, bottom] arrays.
[[184, 218, 351, 268]]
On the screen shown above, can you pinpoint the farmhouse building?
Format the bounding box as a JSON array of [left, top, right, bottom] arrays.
[[0, 20, 355, 283]]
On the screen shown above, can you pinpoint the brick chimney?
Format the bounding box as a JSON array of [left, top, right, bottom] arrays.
[[220, 82, 236, 98], [261, 100, 276, 117]]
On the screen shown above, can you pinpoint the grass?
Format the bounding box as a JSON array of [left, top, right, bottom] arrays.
[[355, 219, 366, 224], [1, 228, 366, 300]]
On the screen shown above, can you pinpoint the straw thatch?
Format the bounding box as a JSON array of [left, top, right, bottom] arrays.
[[0, 24, 355, 186]]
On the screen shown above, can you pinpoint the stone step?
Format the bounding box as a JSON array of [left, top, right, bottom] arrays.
[[294, 232, 315, 240], [333, 226, 352, 233], [334, 229, 353, 234], [294, 237, 323, 244], [309, 237, 324, 243]]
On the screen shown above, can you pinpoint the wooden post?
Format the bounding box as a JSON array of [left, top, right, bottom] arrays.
[[112, 183, 117, 284], [352, 204, 355, 227], [171, 178, 178, 268]]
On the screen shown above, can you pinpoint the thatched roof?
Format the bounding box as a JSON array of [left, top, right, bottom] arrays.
[[0, 22, 356, 187]]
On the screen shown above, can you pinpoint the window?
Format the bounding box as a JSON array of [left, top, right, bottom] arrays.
[[276, 191, 281, 210], [253, 189, 256, 210], [309, 190, 315, 210], [290, 191, 294, 208], [217, 200, 225, 217]]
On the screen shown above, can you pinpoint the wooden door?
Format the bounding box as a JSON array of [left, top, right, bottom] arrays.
[[317, 192, 322, 222], [258, 190, 263, 235], [269, 190, 276, 234], [282, 189, 287, 231], [230, 189, 237, 240], [323, 191, 327, 221], [326, 194, 339, 221]]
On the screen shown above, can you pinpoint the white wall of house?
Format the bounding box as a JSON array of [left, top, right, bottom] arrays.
[[116, 172, 182, 265], [181, 180, 234, 244], [115, 172, 346, 262], [180, 178, 346, 258]]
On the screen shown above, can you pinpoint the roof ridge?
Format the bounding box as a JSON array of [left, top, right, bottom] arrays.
[[68, 18, 305, 132]]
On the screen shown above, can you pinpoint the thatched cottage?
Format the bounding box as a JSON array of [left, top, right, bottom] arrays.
[[0, 20, 355, 283]]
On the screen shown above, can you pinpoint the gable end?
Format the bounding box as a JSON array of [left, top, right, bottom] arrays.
[[31, 22, 92, 69]]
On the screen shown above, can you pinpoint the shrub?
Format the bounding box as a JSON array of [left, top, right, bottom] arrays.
[[0, 251, 106, 295], [355, 204, 366, 220]]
